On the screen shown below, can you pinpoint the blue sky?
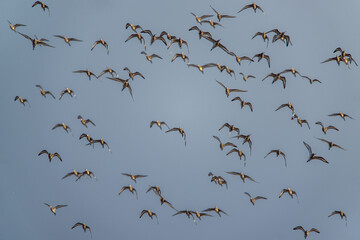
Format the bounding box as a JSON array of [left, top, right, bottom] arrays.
[[1, 0, 360, 239]]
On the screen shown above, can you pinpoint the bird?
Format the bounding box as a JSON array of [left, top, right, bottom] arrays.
[[107, 77, 134, 101], [315, 122, 339, 134], [209, 174, 228, 189], [334, 47, 358, 66], [14, 96, 30, 106], [275, 102, 295, 114], [226, 148, 247, 165], [119, 185, 138, 199], [226, 171, 257, 183], [234, 55, 254, 65], [303, 142, 328, 164], [122, 173, 148, 183], [321, 55, 342, 66], [187, 63, 215, 73], [293, 114, 310, 129], [91, 38, 109, 54], [244, 192, 267, 205], [154, 191, 177, 211], [125, 32, 146, 49], [293, 226, 320, 239], [240, 73, 256, 82], [263, 72, 286, 88], [202, 19, 223, 28], [301, 75, 322, 84], [280, 68, 301, 77], [231, 97, 253, 112], [328, 210, 347, 225], [141, 30, 167, 46], [328, 112, 353, 121], [203, 206, 227, 217], [79, 133, 93, 144], [140, 210, 158, 223], [88, 138, 111, 152], [316, 138, 345, 151], [216, 80, 247, 97], [220, 65, 236, 77], [35, 85, 55, 99], [252, 32, 269, 46], [123, 67, 145, 80], [253, 52, 271, 67], [171, 52, 189, 63], [232, 134, 252, 154], [238, 3, 264, 13], [188, 26, 212, 40], [62, 169, 81, 179], [191, 211, 212, 221], [52, 123, 71, 133], [202, 36, 233, 56], [173, 209, 195, 220], [140, 51, 162, 63], [125, 23, 143, 33], [71, 222, 92, 237], [190, 12, 213, 24], [166, 127, 186, 146], [167, 37, 189, 52], [59, 88, 75, 100], [18, 32, 54, 50], [150, 121, 169, 130], [213, 136, 236, 151], [272, 31, 292, 46], [210, 5, 236, 21], [77, 115, 96, 128], [76, 169, 96, 181], [219, 123, 240, 135], [97, 67, 117, 78], [146, 185, 161, 195], [160, 31, 177, 41], [38, 150, 62, 162], [264, 149, 287, 166], [279, 188, 298, 200], [53, 35, 82, 46], [44, 203, 67, 215], [8, 21, 26, 32], [32, 1, 50, 15]]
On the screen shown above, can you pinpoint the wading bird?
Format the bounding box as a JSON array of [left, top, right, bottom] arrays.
[[76, 169, 96, 181], [253, 52, 270, 67], [62, 169, 81, 180], [263, 72, 286, 88], [14, 96, 30, 106], [188, 26, 212, 39], [240, 73, 256, 82], [190, 12, 213, 24], [8, 21, 26, 32], [171, 52, 189, 63], [166, 127, 186, 146], [36, 85, 55, 99], [59, 88, 75, 100], [150, 120, 169, 130], [38, 150, 62, 162], [53, 35, 82, 46], [265, 149, 287, 166], [52, 123, 71, 133], [44, 203, 67, 215], [328, 112, 353, 121], [231, 97, 253, 112], [18, 32, 54, 50], [210, 5, 236, 21], [279, 188, 298, 200], [328, 210, 347, 225], [316, 138, 345, 150], [226, 171, 257, 183], [167, 37, 189, 52], [213, 136, 236, 151], [119, 185, 138, 199], [234, 55, 254, 65], [275, 102, 294, 114], [91, 38, 109, 54], [238, 3, 264, 13], [125, 23, 143, 33], [98, 67, 117, 78], [88, 138, 111, 152], [140, 210, 158, 223], [72, 222, 92, 237], [107, 77, 134, 101], [252, 31, 269, 46], [203, 206, 227, 217], [315, 122, 338, 134], [32, 1, 50, 15], [73, 69, 98, 80], [141, 30, 167, 46], [293, 114, 310, 129], [226, 148, 246, 165], [79, 133, 93, 144], [303, 142, 328, 164], [77, 115, 96, 128], [141, 51, 162, 63], [202, 19, 223, 28], [122, 173, 148, 183], [219, 123, 240, 135], [216, 80, 247, 97], [293, 226, 320, 239], [232, 134, 252, 154], [125, 32, 146, 49], [187, 63, 215, 73], [302, 75, 321, 84], [146, 185, 161, 195], [244, 192, 267, 205], [123, 67, 145, 80]]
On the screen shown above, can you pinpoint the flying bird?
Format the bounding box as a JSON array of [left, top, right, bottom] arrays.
[[210, 5, 236, 21], [231, 97, 253, 112], [79, 133, 93, 144], [18, 32, 54, 50], [328, 112, 353, 121], [140, 210, 158, 224], [275, 102, 294, 114], [315, 122, 338, 134], [293, 114, 310, 129], [303, 141, 328, 164], [226, 171, 257, 183], [32, 1, 50, 15], [203, 206, 227, 217], [14, 96, 30, 106], [8, 21, 26, 32], [125, 23, 143, 33], [59, 88, 75, 100], [88, 138, 111, 152], [73, 69, 98, 80], [122, 173, 148, 183], [244, 192, 267, 205], [150, 120, 169, 130], [53, 35, 82, 46], [77, 115, 96, 128], [154, 191, 177, 211], [146, 185, 161, 195], [202, 19, 223, 28], [190, 12, 213, 24], [35, 85, 55, 99], [234, 55, 254, 65], [167, 37, 189, 53], [238, 3, 264, 13], [252, 31, 269, 46], [188, 26, 212, 39], [240, 73, 256, 82], [279, 188, 298, 201], [202, 36, 233, 56], [141, 30, 167, 46], [253, 52, 271, 67], [226, 148, 246, 165], [219, 123, 240, 135], [98, 67, 117, 78], [232, 134, 252, 154], [123, 67, 145, 80], [264, 149, 287, 166], [213, 136, 236, 151], [141, 51, 162, 63], [301, 75, 321, 84], [38, 150, 62, 162], [171, 52, 189, 63], [328, 210, 347, 225], [293, 226, 320, 239], [44, 203, 67, 215], [216, 80, 247, 97], [263, 72, 286, 88], [125, 32, 146, 49], [72, 222, 92, 237], [166, 127, 186, 146], [91, 38, 109, 54], [52, 123, 71, 133], [62, 169, 81, 180], [187, 63, 215, 73], [173, 209, 195, 221], [316, 138, 345, 151], [107, 77, 134, 101], [119, 185, 138, 199], [76, 169, 96, 181]]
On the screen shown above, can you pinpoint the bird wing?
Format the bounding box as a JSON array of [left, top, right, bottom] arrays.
[[216, 80, 226, 89], [52, 124, 63, 130], [139, 210, 147, 218], [38, 149, 48, 156], [166, 128, 179, 133], [62, 172, 75, 179], [212, 135, 221, 144], [309, 228, 320, 233], [293, 226, 305, 232], [238, 4, 251, 13], [303, 141, 312, 155], [55, 205, 67, 209], [244, 192, 252, 198], [53, 153, 62, 161]]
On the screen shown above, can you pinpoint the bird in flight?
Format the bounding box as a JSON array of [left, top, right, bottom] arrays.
[[123, 67, 145, 80], [213, 136, 236, 151], [88, 138, 111, 152], [62, 169, 81, 180], [279, 188, 298, 201], [293, 114, 310, 129], [253, 52, 271, 67], [140, 210, 158, 224], [202, 19, 223, 28], [301, 75, 321, 84], [293, 226, 320, 239], [72, 222, 92, 237], [231, 97, 253, 112], [252, 31, 269, 46], [275, 102, 295, 114], [234, 55, 254, 65], [171, 52, 189, 63], [98, 67, 117, 78], [59, 88, 75, 100], [240, 73, 256, 82], [315, 122, 339, 134], [328, 112, 353, 121], [91, 38, 109, 55], [316, 138, 345, 151], [190, 12, 213, 24], [32, 1, 50, 15], [14, 96, 30, 106], [226, 171, 257, 183], [154, 191, 177, 211], [263, 72, 286, 88], [264, 149, 287, 166], [216, 80, 247, 97], [36, 85, 55, 99], [146, 185, 161, 196], [53, 35, 82, 46], [77, 115, 96, 128], [119, 185, 138, 199], [166, 127, 186, 146], [232, 134, 252, 154], [38, 150, 62, 162], [188, 26, 212, 40], [8, 21, 26, 32], [44, 203, 67, 215], [187, 63, 215, 74], [238, 3, 264, 13], [244, 192, 267, 205], [76, 169, 96, 181], [226, 148, 247, 165], [167, 37, 189, 53], [125, 23, 143, 33], [141, 30, 167, 46], [122, 173, 148, 183], [210, 5, 236, 21], [303, 142, 328, 164], [52, 123, 71, 133], [203, 206, 227, 217], [219, 123, 240, 135], [18, 32, 54, 50], [125, 32, 146, 49], [79, 133, 93, 144], [150, 120, 169, 130], [328, 210, 347, 225], [141, 51, 162, 63], [107, 77, 134, 101]]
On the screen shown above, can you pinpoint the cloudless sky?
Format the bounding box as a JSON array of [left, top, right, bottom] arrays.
[[1, 0, 360, 239]]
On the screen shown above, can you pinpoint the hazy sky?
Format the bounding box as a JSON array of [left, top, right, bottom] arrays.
[[1, 0, 360, 239]]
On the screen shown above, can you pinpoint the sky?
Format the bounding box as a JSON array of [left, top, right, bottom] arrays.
[[1, 0, 360, 239]]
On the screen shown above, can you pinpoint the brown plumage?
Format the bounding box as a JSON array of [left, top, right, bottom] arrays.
[[202, 36, 234, 56], [146, 185, 161, 195], [213, 136, 236, 151], [44, 203, 67, 215], [265, 149, 287, 166], [276, 102, 295, 114], [141, 51, 162, 63], [140, 210, 158, 223], [123, 67, 145, 80], [38, 150, 62, 162], [232, 134, 252, 154], [173, 209, 195, 220], [79, 133, 93, 144], [119, 185, 138, 199], [32, 1, 50, 15], [328, 210, 347, 225], [91, 38, 109, 55], [171, 52, 189, 63], [107, 77, 134, 101], [253, 52, 270, 67], [188, 26, 212, 40], [328, 112, 353, 121], [209, 173, 228, 189], [53, 35, 82, 46], [160, 31, 177, 41], [122, 173, 148, 183], [62, 169, 81, 179], [234, 55, 254, 65], [279, 188, 298, 200], [154, 191, 177, 211], [8, 21, 26, 32], [125, 32, 146, 49], [293, 114, 310, 129], [238, 3, 264, 13], [187, 63, 215, 73], [293, 226, 320, 239], [125, 23, 143, 33], [166, 127, 186, 146], [219, 123, 240, 135], [316, 138, 345, 151], [98, 67, 117, 78], [202, 19, 223, 28], [18, 32, 54, 50], [303, 141, 328, 164], [73, 69, 98, 80], [280, 68, 301, 77], [14, 96, 30, 106], [231, 97, 253, 112], [216, 80, 247, 97], [210, 5, 236, 21], [315, 121, 338, 134], [203, 206, 227, 217], [77, 115, 96, 128], [263, 72, 286, 88], [226, 171, 257, 183], [190, 12, 213, 24], [88, 138, 111, 152], [240, 72, 256, 82], [52, 123, 71, 133], [226, 148, 247, 165], [72, 222, 92, 237], [141, 30, 167, 46], [167, 37, 189, 53], [150, 120, 169, 130], [252, 31, 269, 46], [36, 85, 55, 99], [244, 192, 267, 205], [76, 169, 96, 181], [59, 88, 75, 100], [302, 75, 321, 84]]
